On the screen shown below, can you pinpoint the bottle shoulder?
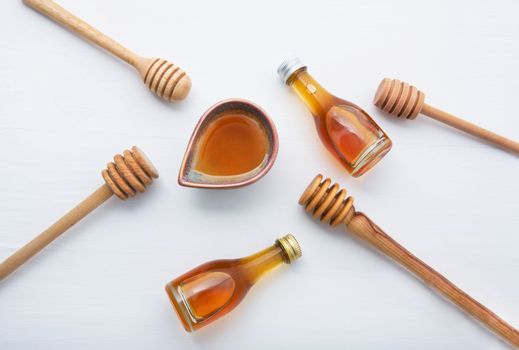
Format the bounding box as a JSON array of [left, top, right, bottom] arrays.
[[326, 95, 367, 112]]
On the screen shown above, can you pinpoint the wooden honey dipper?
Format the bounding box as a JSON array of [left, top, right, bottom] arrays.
[[23, 0, 191, 102], [374, 78, 519, 154], [0, 146, 159, 281], [300, 174, 519, 348]]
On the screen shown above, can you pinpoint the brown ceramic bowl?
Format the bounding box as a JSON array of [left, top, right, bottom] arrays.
[[178, 99, 279, 189]]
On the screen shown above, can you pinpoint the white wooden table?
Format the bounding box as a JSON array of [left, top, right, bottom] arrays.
[[1, 0, 518, 348]]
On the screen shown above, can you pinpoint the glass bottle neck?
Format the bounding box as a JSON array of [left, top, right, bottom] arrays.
[[240, 244, 286, 284], [288, 69, 334, 116]]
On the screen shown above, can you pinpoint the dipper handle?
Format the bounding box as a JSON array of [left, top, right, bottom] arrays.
[[374, 78, 519, 155], [0, 146, 158, 281], [301, 174, 519, 348], [23, 0, 139, 66], [422, 104, 519, 155], [0, 185, 113, 281], [347, 213, 519, 348]]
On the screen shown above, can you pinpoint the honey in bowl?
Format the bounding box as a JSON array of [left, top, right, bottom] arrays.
[[178, 99, 279, 189], [194, 112, 268, 176]]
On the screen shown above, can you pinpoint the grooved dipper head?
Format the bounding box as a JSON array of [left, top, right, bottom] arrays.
[[101, 146, 159, 200], [374, 78, 425, 120], [299, 174, 355, 227], [142, 58, 191, 102]]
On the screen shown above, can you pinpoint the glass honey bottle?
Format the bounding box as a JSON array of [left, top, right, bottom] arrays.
[[165, 234, 302, 332], [278, 57, 392, 177]]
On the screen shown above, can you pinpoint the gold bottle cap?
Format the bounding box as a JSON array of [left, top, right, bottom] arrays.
[[276, 234, 302, 264]]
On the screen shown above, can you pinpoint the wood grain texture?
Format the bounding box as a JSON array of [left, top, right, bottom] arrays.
[[300, 174, 519, 348], [22, 0, 191, 101], [374, 78, 519, 154], [0, 146, 158, 281], [3, 0, 519, 347], [0, 184, 113, 281], [347, 213, 519, 349], [422, 104, 519, 154]]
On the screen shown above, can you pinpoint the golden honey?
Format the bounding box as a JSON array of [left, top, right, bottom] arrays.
[[279, 58, 392, 177], [194, 112, 268, 176], [165, 235, 301, 332]]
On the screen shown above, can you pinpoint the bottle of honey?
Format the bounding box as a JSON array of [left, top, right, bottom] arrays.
[[278, 57, 392, 177], [165, 234, 302, 332]]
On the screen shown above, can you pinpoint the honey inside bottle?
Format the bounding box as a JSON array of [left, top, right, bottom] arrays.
[[165, 234, 301, 332], [279, 58, 392, 177]]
